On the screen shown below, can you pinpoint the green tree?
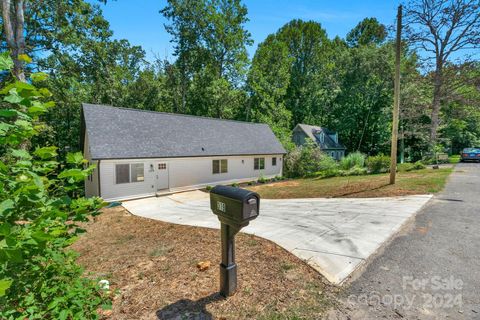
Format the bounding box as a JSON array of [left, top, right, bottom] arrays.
[[0, 53, 108, 319], [346, 17, 387, 47], [162, 0, 252, 118]]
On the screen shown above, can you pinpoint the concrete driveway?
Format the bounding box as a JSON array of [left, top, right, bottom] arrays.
[[122, 191, 431, 284]]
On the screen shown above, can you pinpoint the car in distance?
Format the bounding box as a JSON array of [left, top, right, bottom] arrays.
[[460, 148, 480, 162]]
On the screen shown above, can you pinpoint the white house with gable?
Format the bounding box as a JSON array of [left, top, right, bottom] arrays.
[[81, 103, 286, 201]]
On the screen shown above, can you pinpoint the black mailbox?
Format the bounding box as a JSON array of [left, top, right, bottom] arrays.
[[209, 185, 260, 297], [210, 185, 259, 227]]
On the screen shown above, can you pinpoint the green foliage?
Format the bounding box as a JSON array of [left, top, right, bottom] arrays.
[[346, 17, 386, 47], [257, 174, 268, 183], [0, 59, 108, 319], [366, 154, 391, 174], [340, 165, 368, 176], [397, 161, 426, 172], [161, 0, 252, 120], [285, 139, 339, 178], [397, 163, 414, 172], [340, 152, 366, 170], [413, 161, 426, 170], [449, 155, 461, 164]]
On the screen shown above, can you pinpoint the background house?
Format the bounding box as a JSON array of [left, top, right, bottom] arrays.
[[292, 124, 346, 160], [82, 104, 286, 201]]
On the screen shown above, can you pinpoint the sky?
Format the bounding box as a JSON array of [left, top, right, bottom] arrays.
[[94, 0, 403, 62]]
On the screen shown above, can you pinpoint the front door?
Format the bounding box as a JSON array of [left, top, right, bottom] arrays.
[[155, 162, 169, 191]]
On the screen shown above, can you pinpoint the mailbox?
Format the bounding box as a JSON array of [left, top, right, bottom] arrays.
[[210, 185, 259, 227], [209, 185, 260, 297]]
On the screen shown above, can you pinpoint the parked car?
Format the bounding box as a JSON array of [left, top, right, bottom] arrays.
[[460, 148, 480, 162]]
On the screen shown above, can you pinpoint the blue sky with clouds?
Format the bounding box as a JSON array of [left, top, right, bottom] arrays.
[[95, 0, 402, 62]]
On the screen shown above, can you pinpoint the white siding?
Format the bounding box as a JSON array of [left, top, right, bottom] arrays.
[[98, 154, 283, 201]]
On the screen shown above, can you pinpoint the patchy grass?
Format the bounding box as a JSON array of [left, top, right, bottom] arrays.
[[71, 207, 338, 320], [248, 168, 453, 199]]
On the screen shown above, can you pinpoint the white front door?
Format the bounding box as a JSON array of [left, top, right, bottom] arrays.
[[155, 162, 169, 191]]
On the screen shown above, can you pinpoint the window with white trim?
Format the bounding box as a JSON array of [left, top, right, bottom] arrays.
[[213, 159, 228, 174], [254, 157, 265, 170], [115, 163, 144, 184], [131, 163, 145, 182], [272, 157, 277, 166]]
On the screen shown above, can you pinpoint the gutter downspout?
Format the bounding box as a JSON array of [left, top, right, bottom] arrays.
[[97, 160, 102, 198]]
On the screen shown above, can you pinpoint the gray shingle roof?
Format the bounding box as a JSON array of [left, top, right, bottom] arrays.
[[295, 124, 346, 150], [82, 103, 286, 160]]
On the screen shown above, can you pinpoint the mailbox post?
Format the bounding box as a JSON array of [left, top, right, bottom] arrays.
[[210, 185, 260, 297]]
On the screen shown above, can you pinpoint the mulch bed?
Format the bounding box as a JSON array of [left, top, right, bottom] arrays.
[[71, 206, 339, 320]]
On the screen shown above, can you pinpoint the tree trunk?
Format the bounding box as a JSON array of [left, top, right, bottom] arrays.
[[430, 66, 443, 145], [2, 0, 26, 82]]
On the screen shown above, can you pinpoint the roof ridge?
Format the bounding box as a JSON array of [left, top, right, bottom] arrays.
[[82, 103, 267, 126]]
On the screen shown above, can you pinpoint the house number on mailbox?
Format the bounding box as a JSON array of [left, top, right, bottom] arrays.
[[217, 201, 226, 213]]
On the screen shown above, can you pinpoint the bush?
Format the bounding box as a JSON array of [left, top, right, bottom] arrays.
[[449, 155, 461, 164], [314, 168, 341, 178], [345, 165, 368, 176], [397, 163, 414, 172], [397, 161, 426, 172], [285, 139, 338, 178], [257, 175, 268, 183], [340, 152, 366, 170], [205, 185, 213, 191], [0, 55, 108, 319], [366, 154, 391, 173], [413, 160, 426, 170]]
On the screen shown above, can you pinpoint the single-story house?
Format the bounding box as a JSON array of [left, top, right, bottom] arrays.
[[81, 103, 286, 201], [292, 124, 346, 160]]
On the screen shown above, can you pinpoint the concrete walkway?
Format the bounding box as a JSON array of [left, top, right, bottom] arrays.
[[122, 191, 432, 284]]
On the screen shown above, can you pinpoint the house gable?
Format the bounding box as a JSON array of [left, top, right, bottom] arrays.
[[292, 124, 346, 151]]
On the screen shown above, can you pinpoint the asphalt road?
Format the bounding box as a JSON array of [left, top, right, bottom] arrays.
[[332, 163, 480, 320]]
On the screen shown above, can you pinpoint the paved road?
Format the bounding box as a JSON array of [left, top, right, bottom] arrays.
[[122, 192, 430, 284], [334, 163, 480, 319]]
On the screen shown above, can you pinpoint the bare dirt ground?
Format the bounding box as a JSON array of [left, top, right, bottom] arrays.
[[72, 206, 339, 320]]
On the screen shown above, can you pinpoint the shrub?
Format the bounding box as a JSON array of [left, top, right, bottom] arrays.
[[366, 154, 391, 173], [0, 55, 108, 319], [340, 152, 366, 170], [345, 165, 368, 176], [397, 163, 414, 172], [231, 183, 239, 187], [257, 175, 268, 183], [285, 139, 338, 178], [205, 185, 213, 191], [314, 168, 341, 178], [413, 160, 426, 170], [397, 161, 426, 172]]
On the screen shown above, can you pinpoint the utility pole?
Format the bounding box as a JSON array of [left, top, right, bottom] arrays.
[[390, 5, 402, 184]]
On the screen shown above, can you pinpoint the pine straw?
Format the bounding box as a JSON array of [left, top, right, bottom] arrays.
[[71, 206, 338, 320]]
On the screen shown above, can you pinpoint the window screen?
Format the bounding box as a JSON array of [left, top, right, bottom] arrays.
[[272, 157, 277, 166], [213, 159, 228, 174], [115, 164, 130, 184], [131, 163, 144, 182], [220, 159, 228, 173], [213, 160, 220, 174], [254, 158, 265, 170]]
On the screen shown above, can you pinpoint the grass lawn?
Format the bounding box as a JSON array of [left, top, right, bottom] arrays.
[[72, 207, 337, 320], [248, 168, 453, 199]]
